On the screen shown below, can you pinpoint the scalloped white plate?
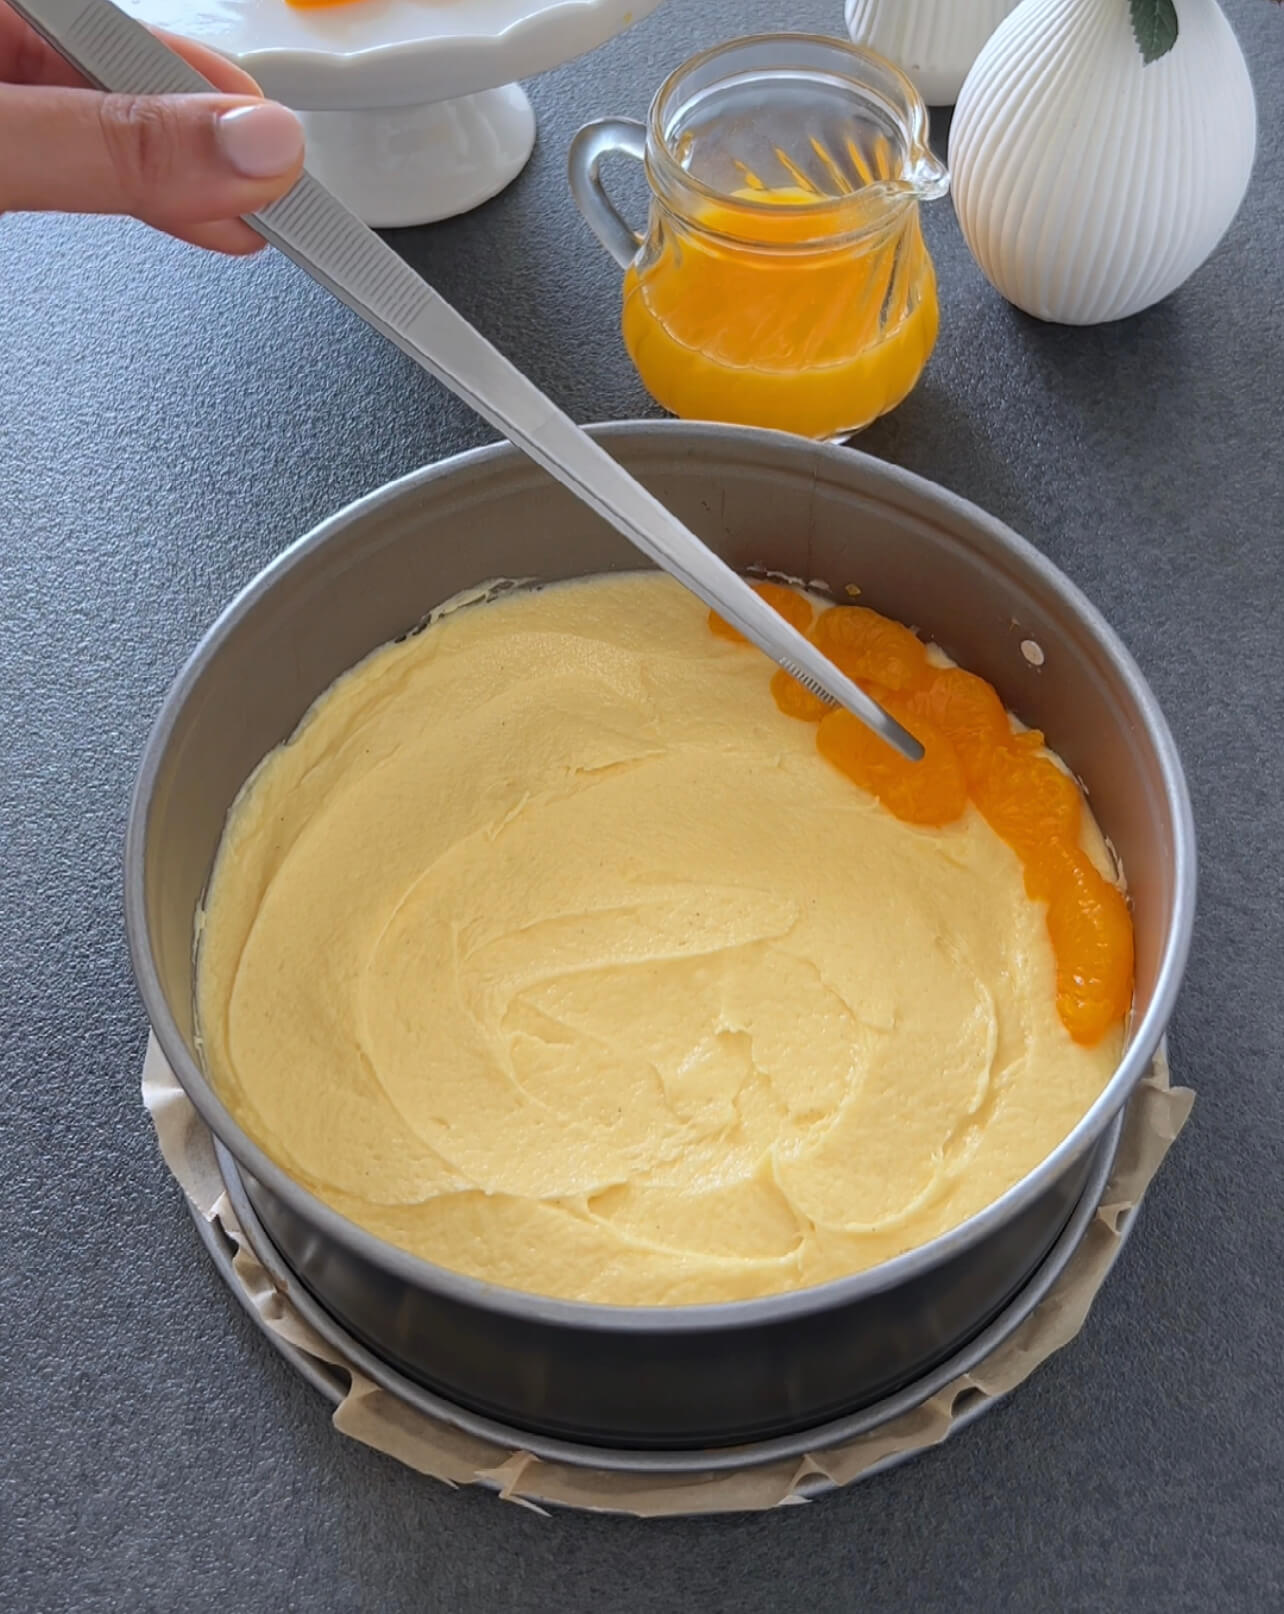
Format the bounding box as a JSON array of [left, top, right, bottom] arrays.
[[120, 0, 661, 106], [119, 0, 663, 224]]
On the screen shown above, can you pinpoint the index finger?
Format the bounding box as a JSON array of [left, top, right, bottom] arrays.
[[0, 5, 261, 95]]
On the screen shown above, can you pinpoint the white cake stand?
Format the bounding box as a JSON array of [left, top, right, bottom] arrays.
[[120, 0, 665, 227]]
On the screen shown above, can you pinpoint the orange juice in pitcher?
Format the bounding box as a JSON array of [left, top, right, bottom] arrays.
[[570, 35, 949, 440]]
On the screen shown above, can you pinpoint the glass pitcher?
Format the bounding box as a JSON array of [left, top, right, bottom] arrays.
[[569, 34, 949, 441]]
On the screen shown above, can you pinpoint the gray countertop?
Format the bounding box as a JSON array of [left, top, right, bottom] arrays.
[[3, 1, 1282, 1608]]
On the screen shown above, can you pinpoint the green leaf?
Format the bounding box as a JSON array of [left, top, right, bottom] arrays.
[[1130, 0, 1179, 62]]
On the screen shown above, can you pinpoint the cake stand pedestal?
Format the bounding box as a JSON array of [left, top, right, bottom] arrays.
[[292, 85, 538, 227]]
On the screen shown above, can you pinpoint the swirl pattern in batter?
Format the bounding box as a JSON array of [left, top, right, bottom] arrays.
[[195, 573, 1122, 1305]]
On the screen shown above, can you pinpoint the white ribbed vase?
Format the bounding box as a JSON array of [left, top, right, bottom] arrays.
[[845, 0, 1020, 104], [950, 0, 1257, 324]]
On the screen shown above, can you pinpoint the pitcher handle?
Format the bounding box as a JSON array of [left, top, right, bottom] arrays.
[[568, 118, 647, 270]]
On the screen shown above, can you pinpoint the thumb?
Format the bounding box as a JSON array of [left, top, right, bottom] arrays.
[[0, 87, 304, 226]]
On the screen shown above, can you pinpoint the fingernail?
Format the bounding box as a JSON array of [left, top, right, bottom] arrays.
[[216, 102, 304, 179]]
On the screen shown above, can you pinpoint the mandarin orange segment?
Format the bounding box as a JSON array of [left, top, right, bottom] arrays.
[[1040, 848, 1135, 1045], [971, 741, 1082, 863], [809, 605, 931, 691], [816, 698, 967, 827], [708, 581, 814, 643], [904, 668, 1010, 782], [770, 666, 832, 722]]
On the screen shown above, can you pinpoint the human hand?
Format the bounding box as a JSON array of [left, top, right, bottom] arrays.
[[0, 1, 303, 254]]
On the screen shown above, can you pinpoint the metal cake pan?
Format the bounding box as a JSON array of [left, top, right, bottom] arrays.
[[205, 1113, 1124, 1478], [126, 422, 1196, 1449]]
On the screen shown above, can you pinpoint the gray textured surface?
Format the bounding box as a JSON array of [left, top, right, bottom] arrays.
[[2, 0, 1282, 1608]]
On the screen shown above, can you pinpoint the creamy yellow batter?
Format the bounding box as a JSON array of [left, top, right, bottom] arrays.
[[196, 574, 1121, 1306]]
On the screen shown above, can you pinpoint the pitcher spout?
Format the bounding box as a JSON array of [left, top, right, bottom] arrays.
[[907, 145, 950, 203]]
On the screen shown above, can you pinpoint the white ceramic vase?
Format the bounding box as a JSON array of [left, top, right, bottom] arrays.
[[950, 0, 1257, 324], [845, 0, 1020, 105]]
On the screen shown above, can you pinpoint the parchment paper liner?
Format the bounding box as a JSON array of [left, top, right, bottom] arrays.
[[142, 1034, 1192, 1516]]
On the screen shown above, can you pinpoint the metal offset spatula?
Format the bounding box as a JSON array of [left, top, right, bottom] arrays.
[[13, 0, 921, 761]]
